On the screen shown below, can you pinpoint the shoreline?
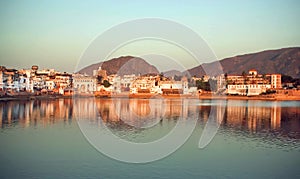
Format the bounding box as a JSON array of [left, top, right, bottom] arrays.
[[1, 93, 300, 101]]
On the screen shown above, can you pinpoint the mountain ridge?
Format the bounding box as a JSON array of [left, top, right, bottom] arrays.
[[187, 47, 300, 78], [78, 47, 300, 78], [78, 56, 159, 76]]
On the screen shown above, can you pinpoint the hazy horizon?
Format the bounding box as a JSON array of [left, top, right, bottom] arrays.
[[2, 46, 299, 74]]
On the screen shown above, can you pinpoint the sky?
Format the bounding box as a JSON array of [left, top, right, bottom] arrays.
[[0, 0, 299, 72]]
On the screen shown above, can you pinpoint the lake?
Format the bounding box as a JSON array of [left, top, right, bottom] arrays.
[[0, 98, 299, 178]]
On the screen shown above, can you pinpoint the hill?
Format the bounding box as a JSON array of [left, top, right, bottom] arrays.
[[78, 47, 300, 78], [78, 56, 159, 76], [188, 47, 300, 78]]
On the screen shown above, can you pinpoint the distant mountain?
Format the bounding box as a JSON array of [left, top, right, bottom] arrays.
[[187, 47, 300, 78], [78, 56, 159, 76]]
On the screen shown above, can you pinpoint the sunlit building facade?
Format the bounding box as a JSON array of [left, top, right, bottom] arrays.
[[226, 70, 281, 96], [73, 74, 96, 94]]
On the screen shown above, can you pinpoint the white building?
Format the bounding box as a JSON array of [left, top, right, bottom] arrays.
[[121, 74, 136, 89], [159, 80, 189, 95], [130, 77, 156, 94], [0, 71, 3, 91], [45, 80, 55, 90], [19, 76, 33, 92], [73, 74, 96, 94], [32, 76, 44, 90], [227, 84, 271, 96], [188, 87, 198, 95], [54, 73, 71, 89], [130, 75, 191, 95], [109, 75, 121, 93]]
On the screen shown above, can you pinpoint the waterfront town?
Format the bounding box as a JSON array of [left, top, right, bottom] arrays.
[[0, 65, 299, 99]]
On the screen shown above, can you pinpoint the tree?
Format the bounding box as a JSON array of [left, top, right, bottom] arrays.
[[97, 76, 103, 84], [195, 80, 203, 90], [102, 80, 111, 88], [242, 71, 247, 77], [208, 79, 218, 92], [294, 78, 300, 86], [159, 72, 164, 81], [281, 75, 293, 83], [174, 75, 182, 81], [196, 80, 211, 91]]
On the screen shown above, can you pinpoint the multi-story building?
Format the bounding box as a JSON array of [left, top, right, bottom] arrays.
[[130, 75, 190, 95], [159, 80, 183, 94], [45, 80, 55, 90], [54, 72, 72, 91], [18, 75, 32, 92], [226, 70, 281, 96], [73, 74, 96, 94], [105, 74, 137, 93], [227, 84, 272, 96], [216, 74, 226, 91], [269, 74, 282, 89], [130, 75, 158, 94], [17, 67, 57, 92], [121, 74, 136, 90], [1, 68, 18, 92], [109, 75, 121, 93], [18, 69, 33, 92]]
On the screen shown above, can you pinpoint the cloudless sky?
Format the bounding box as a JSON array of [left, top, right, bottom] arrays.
[[0, 0, 299, 72]]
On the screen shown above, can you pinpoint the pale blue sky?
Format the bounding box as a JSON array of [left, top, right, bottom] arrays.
[[0, 0, 299, 72]]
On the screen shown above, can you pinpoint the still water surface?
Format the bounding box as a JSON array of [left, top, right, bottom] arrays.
[[0, 98, 299, 178]]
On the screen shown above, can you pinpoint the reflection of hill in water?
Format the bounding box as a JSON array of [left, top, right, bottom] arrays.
[[0, 99, 299, 141]]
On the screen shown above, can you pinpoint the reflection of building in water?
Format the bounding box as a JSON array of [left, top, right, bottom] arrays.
[[182, 99, 188, 119], [94, 98, 198, 127], [1, 99, 297, 133], [271, 103, 281, 129], [165, 100, 182, 117], [198, 101, 225, 125], [225, 101, 282, 132], [216, 102, 225, 124], [74, 98, 98, 120], [96, 99, 119, 123], [198, 105, 211, 122], [0, 99, 75, 128], [130, 100, 151, 117]]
